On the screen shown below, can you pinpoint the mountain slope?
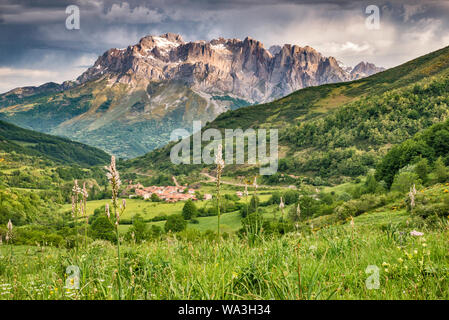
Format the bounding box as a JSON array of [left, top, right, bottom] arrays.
[[0, 120, 110, 166], [0, 33, 383, 159], [125, 45, 449, 183]]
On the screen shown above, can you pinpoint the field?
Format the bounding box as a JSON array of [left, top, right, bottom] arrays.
[[1, 206, 448, 300]]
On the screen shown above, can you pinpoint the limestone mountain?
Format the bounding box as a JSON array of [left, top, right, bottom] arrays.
[[0, 33, 384, 158]]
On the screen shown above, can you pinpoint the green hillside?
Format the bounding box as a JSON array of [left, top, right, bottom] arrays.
[[0, 120, 110, 166], [125, 45, 449, 184]]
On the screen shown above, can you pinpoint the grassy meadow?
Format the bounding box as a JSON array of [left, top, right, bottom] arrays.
[[1, 207, 448, 300]]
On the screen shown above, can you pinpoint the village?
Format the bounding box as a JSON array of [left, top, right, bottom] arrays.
[[123, 177, 214, 203]]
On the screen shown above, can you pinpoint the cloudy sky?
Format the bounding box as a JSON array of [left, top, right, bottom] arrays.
[[1, 0, 449, 93]]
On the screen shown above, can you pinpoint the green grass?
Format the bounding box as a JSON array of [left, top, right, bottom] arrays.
[[60, 198, 210, 220], [1, 207, 448, 300]]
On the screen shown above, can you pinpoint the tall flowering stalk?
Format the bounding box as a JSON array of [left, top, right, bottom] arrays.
[[105, 156, 125, 299], [71, 180, 89, 251], [6, 220, 13, 261], [215, 144, 225, 242], [279, 196, 285, 221], [82, 182, 88, 248], [408, 184, 417, 211], [253, 176, 261, 239], [71, 180, 82, 253], [296, 197, 301, 221], [244, 184, 249, 218]]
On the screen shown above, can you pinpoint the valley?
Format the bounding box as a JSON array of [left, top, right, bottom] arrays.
[[0, 40, 448, 301]]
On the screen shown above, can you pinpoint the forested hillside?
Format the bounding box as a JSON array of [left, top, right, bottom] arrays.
[[124, 45, 449, 184], [0, 120, 110, 166]]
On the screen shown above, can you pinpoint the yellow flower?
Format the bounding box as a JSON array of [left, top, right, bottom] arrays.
[[398, 258, 403, 263]]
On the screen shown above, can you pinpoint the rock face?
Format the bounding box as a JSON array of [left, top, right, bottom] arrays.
[[350, 61, 386, 80], [77, 33, 378, 103], [0, 33, 385, 158]]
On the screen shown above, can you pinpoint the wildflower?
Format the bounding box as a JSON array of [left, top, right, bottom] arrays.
[[350, 216, 355, 228], [6, 220, 13, 243], [71, 196, 76, 218], [398, 258, 404, 263], [296, 199, 301, 221], [105, 156, 125, 299], [410, 230, 424, 237], [279, 197, 285, 210], [215, 144, 225, 241], [105, 203, 110, 219], [414, 249, 418, 255], [382, 262, 389, 267], [244, 184, 248, 197], [82, 182, 88, 199], [105, 156, 121, 208], [72, 180, 81, 194], [215, 144, 225, 171], [253, 176, 258, 190]]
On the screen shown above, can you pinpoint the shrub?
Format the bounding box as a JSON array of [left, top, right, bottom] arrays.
[[182, 199, 198, 220], [91, 216, 116, 242], [125, 214, 149, 243], [391, 172, 421, 193], [164, 214, 187, 233]]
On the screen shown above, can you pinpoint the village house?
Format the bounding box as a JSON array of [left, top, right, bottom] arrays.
[[203, 193, 212, 200], [133, 184, 197, 202]]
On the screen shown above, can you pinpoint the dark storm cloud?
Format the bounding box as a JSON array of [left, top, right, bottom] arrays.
[[1, 0, 449, 93]]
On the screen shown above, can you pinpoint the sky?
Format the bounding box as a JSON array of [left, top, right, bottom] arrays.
[[1, 0, 449, 93]]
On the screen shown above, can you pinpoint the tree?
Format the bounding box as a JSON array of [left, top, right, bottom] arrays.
[[125, 214, 149, 243], [182, 199, 197, 220], [288, 195, 317, 221], [414, 157, 429, 184], [249, 195, 259, 214], [390, 172, 421, 193], [90, 216, 116, 242], [283, 190, 299, 205], [164, 214, 187, 233], [433, 157, 448, 183], [151, 193, 161, 202], [364, 173, 379, 194]]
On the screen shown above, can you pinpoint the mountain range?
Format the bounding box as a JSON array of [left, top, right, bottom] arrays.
[[126, 44, 449, 184], [0, 33, 384, 158]]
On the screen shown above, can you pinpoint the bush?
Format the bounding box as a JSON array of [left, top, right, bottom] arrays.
[[391, 172, 421, 193], [433, 157, 448, 183], [151, 193, 162, 202], [91, 216, 116, 242], [164, 214, 187, 233], [125, 214, 149, 243], [182, 199, 197, 220]]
